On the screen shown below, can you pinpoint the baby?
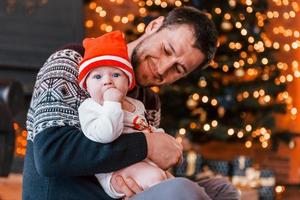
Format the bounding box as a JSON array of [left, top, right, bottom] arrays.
[[78, 31, 171, 199]]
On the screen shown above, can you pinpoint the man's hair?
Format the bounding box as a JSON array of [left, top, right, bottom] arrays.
[[159, 6, 218, 69]]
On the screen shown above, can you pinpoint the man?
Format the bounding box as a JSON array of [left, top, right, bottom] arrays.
[[23, 6, 239, 200]]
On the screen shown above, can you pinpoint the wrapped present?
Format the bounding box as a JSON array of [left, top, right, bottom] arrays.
[[173, 150, 203, 179], [258, 169, 275, 200], [259, 169, 275, 187], [245, 167, 261, 188], [259, 187, 275, 200], [231, 156, 253, 187], [233, 167, 261, 188], [232, 156, 253, 174], [204, 159, 230, 176]]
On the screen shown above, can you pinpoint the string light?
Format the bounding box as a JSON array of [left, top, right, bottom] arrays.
[[211, 98, 218, 106], [275, 185, 286, 194], [154, 0, 161, 6], [198, 77, 207, 87], [190, 122, 197, 129], [85, 0, 147, 35], [137, 22, 146, 32], [203, 124, 211, 131], [246, 124, 252, 132], [215, 7, 222, 14], [262, 141, 268, 148], [179, 128, 186, 135], [237, 131, 244, 138], [235, 21, 242, 29], [85, 20, 94, 28], [245, 140, 252, 148], [228, 128, 235, 135], [222, 64, 229, 72], [202, 96, 209, 103], [175, 0, 182, 7], [192, 93, 200, 101], [89, 2, 97, 9], [146, 0, 153, 6], [211, 120, 218, 127], [161, 2, 167, 8]]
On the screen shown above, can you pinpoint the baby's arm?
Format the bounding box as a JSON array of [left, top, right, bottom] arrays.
[[78, 98, 124, 143]]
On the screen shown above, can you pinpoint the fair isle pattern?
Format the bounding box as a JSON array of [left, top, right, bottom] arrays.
[[26, 49, 87, 141], [145, 109, 161, 128]]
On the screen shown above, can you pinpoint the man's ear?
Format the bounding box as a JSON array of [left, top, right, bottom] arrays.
[[145, 16, 165, 34]]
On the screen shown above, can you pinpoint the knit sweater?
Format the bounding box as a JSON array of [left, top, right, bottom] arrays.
[[22, 44, 161, 200]]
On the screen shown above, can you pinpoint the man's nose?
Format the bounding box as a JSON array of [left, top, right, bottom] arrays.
[[157, 58, 174, 76]]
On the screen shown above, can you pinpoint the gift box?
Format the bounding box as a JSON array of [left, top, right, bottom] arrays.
[[231, 156, 253, 186], [204, 159, 230, 176], [173, 150, 203, 179], [258, 169, 275, 200], [232, 156, 253, 174]]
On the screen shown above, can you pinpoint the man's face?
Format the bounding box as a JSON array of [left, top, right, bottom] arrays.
[[132, 24, 205, 87]]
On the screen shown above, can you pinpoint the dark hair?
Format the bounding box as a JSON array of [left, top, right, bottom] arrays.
[[159, 6, 218, 69]]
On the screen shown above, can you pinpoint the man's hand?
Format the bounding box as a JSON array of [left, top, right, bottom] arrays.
[[111, 174, 143, 199], [144, 132, 183, 170], [166, 171, 175, 179], [103, 88, 124, 102]]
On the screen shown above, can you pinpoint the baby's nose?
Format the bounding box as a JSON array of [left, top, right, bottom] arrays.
[[103, 76, 112, 85]]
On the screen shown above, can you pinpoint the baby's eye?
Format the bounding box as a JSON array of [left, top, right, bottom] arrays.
[[112, 73, 121, 77], [94, 75, 102, 79]]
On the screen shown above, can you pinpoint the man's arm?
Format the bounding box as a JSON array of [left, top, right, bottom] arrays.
[[33, 126, 182, 177], [33, 126, 147, 177]]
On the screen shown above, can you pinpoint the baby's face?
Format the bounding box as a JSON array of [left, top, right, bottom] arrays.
[[86, 66, 129, 104]]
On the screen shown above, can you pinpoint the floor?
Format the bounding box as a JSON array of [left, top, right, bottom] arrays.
[[0, 174, 22, 200], [0, 174, 300, 200]]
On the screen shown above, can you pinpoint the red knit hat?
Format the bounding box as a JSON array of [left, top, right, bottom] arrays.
[[78, 31, 135, 90]]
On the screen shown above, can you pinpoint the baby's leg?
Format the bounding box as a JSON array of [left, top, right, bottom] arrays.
[[113, 161, 168, 190]]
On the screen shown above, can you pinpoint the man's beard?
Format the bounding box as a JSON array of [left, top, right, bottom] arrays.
[[130, 35, 154, 87], [131, 48, 144, 86], [131, 47, 139, 73]]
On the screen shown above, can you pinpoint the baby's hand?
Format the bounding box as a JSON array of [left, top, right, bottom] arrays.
[[103, 88, 124, 102]]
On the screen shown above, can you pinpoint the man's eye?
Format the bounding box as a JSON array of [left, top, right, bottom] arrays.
[[94, 75, 102, 79], [176, 65, 185, 74], [164, 46, 171, 56], [112, 73, 121, 77]]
